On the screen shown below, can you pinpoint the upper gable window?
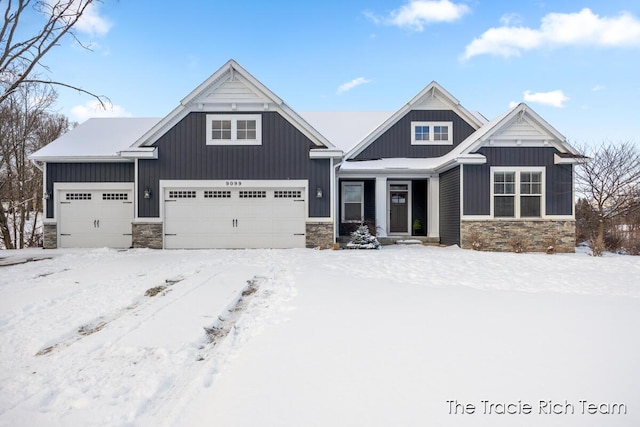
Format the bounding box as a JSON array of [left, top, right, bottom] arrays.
[[206, 114, 262, 145], [411, 121, 453, 145]]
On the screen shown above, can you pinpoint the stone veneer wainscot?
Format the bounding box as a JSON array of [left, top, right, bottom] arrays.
[[461, 220, 575, 253], [306, 222, 334, 249], [132, 223, 163, 249]]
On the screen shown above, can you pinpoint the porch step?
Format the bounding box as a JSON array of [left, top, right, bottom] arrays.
[[337, 235, 440, 246]]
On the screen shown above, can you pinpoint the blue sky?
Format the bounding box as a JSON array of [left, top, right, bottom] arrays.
[[34, 0, 640, 146]]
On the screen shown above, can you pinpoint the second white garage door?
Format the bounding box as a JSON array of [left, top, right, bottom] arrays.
[[164, 187, 306, 249]]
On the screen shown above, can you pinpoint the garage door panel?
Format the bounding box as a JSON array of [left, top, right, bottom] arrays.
[[58, 189, 133, 248], [164, 186, 307, 249]]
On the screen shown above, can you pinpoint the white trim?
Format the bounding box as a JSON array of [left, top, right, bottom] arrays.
[[309, 149, 343, 159], [428, 177, 440, 238], [490, 167, 546, 219], [330, 157, 336, 238], [387, 180, 412, 235], [375, 177, 387, 237], [119, 147, 158, 159], [461, 216, 574, 222], [205, 114, 262, 146], [31, 156, 132, 163], [134, 159, 139, 220], [133, 218, 163, 224], [459, 165, 464, 220], [341, 181, 364, 223], [411, 121, 453, 145], [554, 153, 589, 165]]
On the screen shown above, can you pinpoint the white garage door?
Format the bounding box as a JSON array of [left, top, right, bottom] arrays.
[[58, 189, 134, 248], [164, 187, 306, 249]]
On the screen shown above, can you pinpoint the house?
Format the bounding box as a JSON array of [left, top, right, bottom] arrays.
[[30, 59, 584, 252]]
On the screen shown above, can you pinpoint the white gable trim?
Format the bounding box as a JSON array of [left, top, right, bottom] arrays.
[[132, 59, 334, 149], [345, 81, 484, 160], [450, 103, 579, 162]]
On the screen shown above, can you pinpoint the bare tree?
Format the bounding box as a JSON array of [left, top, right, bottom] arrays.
[[576, 141, 640, 253], [0, 0, 107, 106], [0, 81, 70, 248]]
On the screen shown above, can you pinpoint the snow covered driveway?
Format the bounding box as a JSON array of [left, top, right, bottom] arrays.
[[0, 246, 639, 426]]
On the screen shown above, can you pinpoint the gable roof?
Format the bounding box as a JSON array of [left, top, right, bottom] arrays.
[[29, 118, 161, 161], [132, 59, 335, 149], [345, 81, 486, 160], [454, 102, 579, 156]]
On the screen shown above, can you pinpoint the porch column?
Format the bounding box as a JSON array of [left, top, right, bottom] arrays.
[[428, 176, 440, 238], [375, 176, 387, 237]]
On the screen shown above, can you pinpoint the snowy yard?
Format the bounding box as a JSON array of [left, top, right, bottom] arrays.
[[0, 246, 638, 427]]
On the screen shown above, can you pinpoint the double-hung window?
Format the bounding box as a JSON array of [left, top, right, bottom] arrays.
[[411, 121, 453, 145], [342, 182, 364, 222], [206, 114, 261, 145], [492, 168, 544, 218]]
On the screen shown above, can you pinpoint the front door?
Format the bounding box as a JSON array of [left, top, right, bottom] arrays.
[[389, 184, 409, 233]]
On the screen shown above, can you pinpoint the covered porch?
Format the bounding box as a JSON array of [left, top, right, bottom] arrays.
[[337, 175, 440, 241]]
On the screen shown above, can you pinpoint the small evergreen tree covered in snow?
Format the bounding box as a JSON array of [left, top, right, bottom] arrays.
[[346, 225, 380, 249]]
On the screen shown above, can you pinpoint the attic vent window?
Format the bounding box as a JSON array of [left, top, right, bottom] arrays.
[[206, 114, 262, 146], [411, 121, 453, 145]]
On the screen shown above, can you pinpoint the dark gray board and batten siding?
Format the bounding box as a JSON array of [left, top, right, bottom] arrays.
[[138, 112, 331, 218], [353, 110, 477, 161], [439, 166, 461, 246], [45, 162, 134, 218], [463, 147, 573, 216]]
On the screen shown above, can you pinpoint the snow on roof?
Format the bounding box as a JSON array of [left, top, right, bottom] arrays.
[[339, 157, 445, 172], [299, 111, 392, 153], [30, 118, 161, 160]]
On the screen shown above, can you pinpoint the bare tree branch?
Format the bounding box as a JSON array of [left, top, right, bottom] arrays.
[[0, 0, 105, 107]]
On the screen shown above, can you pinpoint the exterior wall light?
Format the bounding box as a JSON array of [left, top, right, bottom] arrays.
[[44, 191, 50, 200], [316, 187, 323, 198], [144, 187, 152, 199]]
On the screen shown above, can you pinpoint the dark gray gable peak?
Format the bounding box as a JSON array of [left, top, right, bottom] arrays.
[[345, 81, 485, 160], [132, 59, 335, 150]]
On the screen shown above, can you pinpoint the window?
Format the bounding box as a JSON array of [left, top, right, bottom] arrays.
[[341, 182, 364, 222], [211, 120, 231, 140], [411, 121, 453, 145], [492, 168, 544, 218], [206, 114, 262, 145]]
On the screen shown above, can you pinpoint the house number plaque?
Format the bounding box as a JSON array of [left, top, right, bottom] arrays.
[[225, 181, 242, 186]]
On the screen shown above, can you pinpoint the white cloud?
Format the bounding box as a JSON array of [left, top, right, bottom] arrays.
[[70, 100, 132, 122], [523, 90, 569, 108], [499, 13, 523, 26], [75, 2, 112, 36], [46, 0, 111, 36], [508, 100, 519, 109], [462, 8, 640, 60], [365, 0, 470, 31], [592, 84, 604, 91], [337, 77, 372, 95]]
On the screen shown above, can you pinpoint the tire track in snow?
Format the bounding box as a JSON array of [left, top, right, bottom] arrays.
[[139, 264, 298, 427]]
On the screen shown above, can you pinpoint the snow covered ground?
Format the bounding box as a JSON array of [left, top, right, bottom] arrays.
[[0, 246, 638, 426]]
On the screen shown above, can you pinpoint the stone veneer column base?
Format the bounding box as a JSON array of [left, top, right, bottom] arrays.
[[43, 223, 57, 249], [306, 222, 334, 249], [461, 220, 575, 253], [132, 223, 163, 249]]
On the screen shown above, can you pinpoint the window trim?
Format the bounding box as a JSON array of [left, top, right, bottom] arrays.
[[411, 121, 453, 145], [341, 181, 364, 223], [206, 114, 262, 146], [490, 167, 545, 219]]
